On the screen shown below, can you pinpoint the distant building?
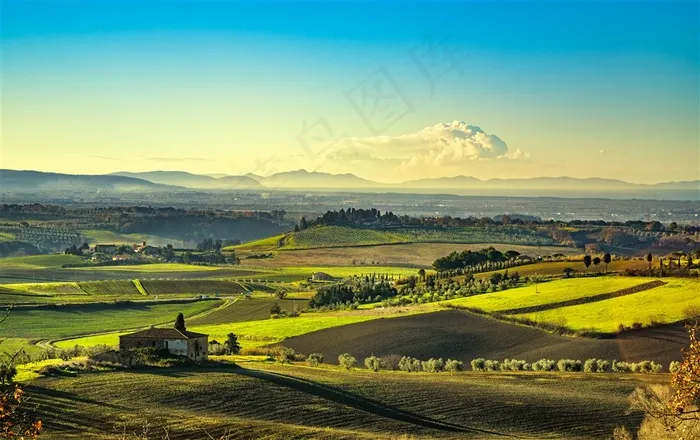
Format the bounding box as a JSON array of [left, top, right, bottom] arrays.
[[119, 327, 208, 361], [311, 272, 334, 281], [93, 244, 118, 254]]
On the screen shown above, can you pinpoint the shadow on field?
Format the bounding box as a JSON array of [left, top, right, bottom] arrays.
[[233, 366, 518, 437]]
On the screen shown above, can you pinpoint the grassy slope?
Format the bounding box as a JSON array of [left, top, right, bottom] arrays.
[[286, 226, 408, 249], [2, 300, 223, 340], [236, 225, 558, 252], [443, 277, 650, 313], [516, 278, 700, 332], [28, 361, 651, 439]]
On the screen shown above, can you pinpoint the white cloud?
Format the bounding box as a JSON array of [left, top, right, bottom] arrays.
[[324, 121, 526, 170]]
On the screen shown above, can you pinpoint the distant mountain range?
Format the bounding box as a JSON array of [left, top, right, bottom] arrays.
[[2, 169, 698, 196], [111, 171, 263, 189]]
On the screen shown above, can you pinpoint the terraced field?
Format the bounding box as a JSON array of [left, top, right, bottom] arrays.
[[140, 279, 246, 295], [27, 361, 651, 439]]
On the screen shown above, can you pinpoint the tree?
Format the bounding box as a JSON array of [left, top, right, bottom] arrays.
[[224, 333, 241, 355], [270, 303, 281, 315], [563, 267, 575, 278], [1, 308, 42, 438], [299, 217, 308, 230], [603, 253, 611, 273], [417, 269, 426, 281], [174, 313, 186, 332], [593, 257, 601, 273], [275, 289, 288, 300], [583, 255, 592, 275], [647, 253, 653, 275]]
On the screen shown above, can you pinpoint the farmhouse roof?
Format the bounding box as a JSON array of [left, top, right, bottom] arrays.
[[120, 328, 207, 340]]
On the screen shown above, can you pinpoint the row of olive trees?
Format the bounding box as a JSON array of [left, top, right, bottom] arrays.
[[469, 357, 666, 373]]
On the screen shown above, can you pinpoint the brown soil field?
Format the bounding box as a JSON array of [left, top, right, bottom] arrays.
[[237, 242, 580, 269], [28, 361, 653, 439], [283, 310, 688, 368]]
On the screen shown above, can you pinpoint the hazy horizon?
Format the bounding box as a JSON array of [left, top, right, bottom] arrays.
[[2, 2, 699, 184]]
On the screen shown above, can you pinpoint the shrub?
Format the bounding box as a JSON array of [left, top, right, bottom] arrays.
[[381, 354, 402, 370], [532, 359, 556, 372], [398, 356, 422, 372], [0, 364, 17, 384], [278, 347, 295, 364], [484, 359, 501, 371], [557, 359, 583, 372], [470, 358, 486, 371], [612, 360, 633, 373], [501, 359, 528, 371], [444, 359, 463, 373], [364, 355, 386, 372], [583, 358, 609, 373], [669, 360, 681, 373], [306, 353, 324, 367], [421, 358, 444, 373], [338, 353, 357, 370]]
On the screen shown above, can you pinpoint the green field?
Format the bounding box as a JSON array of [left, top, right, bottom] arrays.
[[443, 277, 652, 313], [286, 226, 408, 249], [0, 254, 85, 269], [27, 360, 651, 439], [516, 278, 700, 332], [2, 300, 223, 341]]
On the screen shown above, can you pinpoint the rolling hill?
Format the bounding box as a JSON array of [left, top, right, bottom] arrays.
[[0, 169, 174, 192], [111, 171, 263, 189]]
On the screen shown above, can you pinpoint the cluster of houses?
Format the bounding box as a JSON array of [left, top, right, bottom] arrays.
[[91, 241, 162, 262]]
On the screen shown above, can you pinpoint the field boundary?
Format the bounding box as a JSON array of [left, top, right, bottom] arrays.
[[500, 280, 668, 315]]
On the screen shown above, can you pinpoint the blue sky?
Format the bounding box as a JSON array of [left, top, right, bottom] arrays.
[[2, 1, 698, 182]]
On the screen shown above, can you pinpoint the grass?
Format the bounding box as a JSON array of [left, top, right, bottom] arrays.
[[516, 278, 700, 333], [2, 300, 223, 340], [26, 361, 651, 439], [0, 231, 16, 242], [443, 277, 652, 313]]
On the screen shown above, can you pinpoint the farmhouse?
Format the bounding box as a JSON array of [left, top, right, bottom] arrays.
[[311, 271, 334, 281], [119, 327, 209, 361]]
